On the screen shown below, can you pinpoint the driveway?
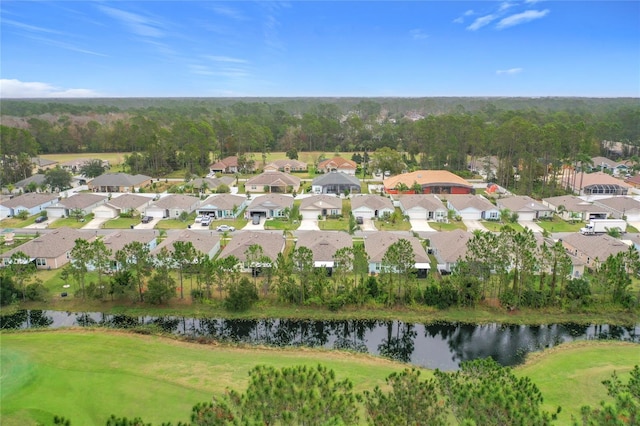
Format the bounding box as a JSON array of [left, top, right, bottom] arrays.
[[24, 217, 56, 229], [463, 220, 487, 232], [409, 219, 435, 232], [242, 217, 265, 230], [134, 217, 161, 229], [360, 218, 377, 231], [298, 218, 320, 231], [518, 220, 544, 233], [82, 217, 110, 229]]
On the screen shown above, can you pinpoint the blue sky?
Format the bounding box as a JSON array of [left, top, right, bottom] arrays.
[[1, 1, 639, 98]]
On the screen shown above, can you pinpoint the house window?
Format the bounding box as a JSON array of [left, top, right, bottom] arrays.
[[375, 263, 381, 271], [488, 211, 498, 219], [36, 258, 47, 266]]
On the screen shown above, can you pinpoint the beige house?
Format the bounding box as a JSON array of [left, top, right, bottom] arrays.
[[428, 229, 471, 274], [152, 229, 221, 259], [244, 171, 301, 193], [46, 193, 107, 218], [317, 157, 357, 175], [89, 173, 152, 193], [265, 159, 308, 173], [364, 232, 430, 278], [295, 231, 353, 270], [0, 228, 94, 270], [218, 231, 285, 272], [299, 195, 343, 219], [145, 194, 201, 219], [561, 233, 631, 270]]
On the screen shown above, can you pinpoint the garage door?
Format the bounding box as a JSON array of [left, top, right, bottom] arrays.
[[518, 212, 536, 221], [301, 210, 319, 220], [352, 208, 374, 220], [146, 208, 166, 218], [458, 211, 481, 221], [94, 208, 116, 219]]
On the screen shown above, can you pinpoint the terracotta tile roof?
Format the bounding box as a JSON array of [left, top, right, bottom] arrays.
[[318, 157, 357, 170], [383, 170, 472, 190]]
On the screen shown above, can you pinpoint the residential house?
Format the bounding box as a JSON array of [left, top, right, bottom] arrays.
[[560, 233, 632, 270], [445, 194, 500, 221], [496, 196, 553, 221], [102, 230, 158, 270], [468, 156, 499, 180], [295, 231, 352, 271], [60, 158, 107, 174], [594, 197, 640, 221], [12, 174, 46, 193], [218, 231, 285, 273], [351, 195, 394, 220], [317, 157, 357, 175], [244, 171, 301, 193], [198, 194, 247, 219], [428, 229, 471, 274], [145, 194, 201, 219], [311, 172, 361, 195], [152, 229, 220, 259], [398, 194, 448, 222], [590, 156, 629, 176], [46, 193, 107, 218], [209, 156, 256, 174], [190, 176, 235, 193], [93, 194, 153, 219], [246, 194, 294, 219], [625, 174, 640, 188], [384, 170, 474, 195], [364, 232, 430, 278], [31, 157, 57, 172], [561, 171, 630, 196], [0, 192, 59, 218], [265, 159, 308, 173], [299, 195, 343, 220], [542, 195, 610, 221], [0, 228, 94, 270], [88, 173, 152, 193]]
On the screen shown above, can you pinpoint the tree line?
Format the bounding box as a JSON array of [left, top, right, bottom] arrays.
[[51, 360, 639, 425], [1, 98, 639, 194], [2, 226, 638, 311]]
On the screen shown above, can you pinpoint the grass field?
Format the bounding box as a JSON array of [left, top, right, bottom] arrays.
[[1, 331, 637, 426], [537, 217, 585, 233]]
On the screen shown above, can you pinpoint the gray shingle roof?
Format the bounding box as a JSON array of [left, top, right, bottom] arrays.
[[151, 194, 201, 210], [398, 194, 446, 211], [428, 229, 471, 263], [1, 192, 59, 209], [300, 195, 342, 211], [248, 194, 294, 210], [56, 193, 107, 210], [200, 194, 246, 211], [542, 195, 602, 212], [103, 230, 157, 258], [90, 173, 151, 187], [152, 229, 220, 257], [445, 194, 496, 211], [14, 174, 46, 188], [219, 231, 285, 261], [108, 194, 152, 210], [295, 231, 352, 262], [562, 233, 631, 261], [0, 228, 92, 259], [364, 232, 429, 264], [595, 197, 640, 213], [497, 196, 551, 212], [245, 171, 300, 187], [351, 194, 393, 211], [312, 172, 361, 187]]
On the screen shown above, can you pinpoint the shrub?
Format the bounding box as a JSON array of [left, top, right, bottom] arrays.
[[225, 277, 259, 312]]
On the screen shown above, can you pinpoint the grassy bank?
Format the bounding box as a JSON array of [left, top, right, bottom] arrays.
[[1, 330, 637, 425]]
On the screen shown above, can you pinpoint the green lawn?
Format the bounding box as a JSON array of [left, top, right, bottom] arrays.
[[0, 330, 405, 426], [0, 215, 40, 229], [102, 217, 140, 229], [318, 218, 350, 231], [375, 218, 412, 231], [47, 214, 93, 229], [536, 216, 584, 233], [482, 221, 525, 232], [210, 217, 249, 230], [155, 219, 191, 230], [517, 341, 640, 425], [1, 332, 637, 426], [431, 221, 467, 232], [264, 218, 300, 231], [0, 234, 38, 254]]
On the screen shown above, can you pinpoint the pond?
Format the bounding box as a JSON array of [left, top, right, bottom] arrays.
[[2, 310, 638, 371]]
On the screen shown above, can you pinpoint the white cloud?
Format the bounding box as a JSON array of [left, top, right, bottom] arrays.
[[204, 55, 249, 64], [0, 79, 99, 98], [496, 68, 523, 75], [210, 5, 248, 21], [98, 5, 164, 38], [453, 9, 474, 24], [3, 19, 63, 35], [497, 9, 550, 29], [499, 2, 515, 12], [467, 14, 497, 31], [410, 29, 428, 40]]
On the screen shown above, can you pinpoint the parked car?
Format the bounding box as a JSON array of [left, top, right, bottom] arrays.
[[194, 215, 204, 223], [141, 216, 153, 224], [216, 225, 235, 232], [356, 216, 364, 225], [252, 214, 261, 225], [201, 217, 212, 226], [35, 216, 47, 223]]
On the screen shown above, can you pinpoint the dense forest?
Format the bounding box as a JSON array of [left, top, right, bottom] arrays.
[[1, 97, 639, 197]]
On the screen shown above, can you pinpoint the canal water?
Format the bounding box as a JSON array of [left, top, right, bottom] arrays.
[[2, 310, 638, 371]]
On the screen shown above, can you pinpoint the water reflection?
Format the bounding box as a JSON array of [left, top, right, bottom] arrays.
[[1, 310, 638, 371]]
